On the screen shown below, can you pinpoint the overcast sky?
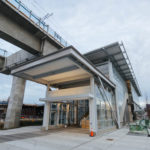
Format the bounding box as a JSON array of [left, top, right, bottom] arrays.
[[0, 0, 150, 106]]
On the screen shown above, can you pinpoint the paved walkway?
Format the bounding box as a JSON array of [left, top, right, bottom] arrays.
[[0, 126, 149, 150]]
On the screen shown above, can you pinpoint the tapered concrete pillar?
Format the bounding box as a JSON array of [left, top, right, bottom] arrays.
[[42, 84, 50, 130], [4, 76, 26, 129], [66, 104, 69, 124], [89, 77, 97, 134], [42, 102, 50, 130]]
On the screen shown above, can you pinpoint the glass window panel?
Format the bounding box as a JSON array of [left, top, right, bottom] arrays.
[[96, 83, 115, 130]]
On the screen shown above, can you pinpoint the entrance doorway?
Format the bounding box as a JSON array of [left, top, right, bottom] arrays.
[[49, 100, 89, 128]]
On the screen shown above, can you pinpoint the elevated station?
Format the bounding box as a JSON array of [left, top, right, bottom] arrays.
[[0, 0, 142, 135]]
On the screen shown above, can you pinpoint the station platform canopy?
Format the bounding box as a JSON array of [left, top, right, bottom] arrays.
[[84, 42, 141, 96], [10, 46, 115, 89]]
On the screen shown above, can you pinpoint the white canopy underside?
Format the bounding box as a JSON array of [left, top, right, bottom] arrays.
[[11, 47, 115, 88], [40, 94, 94, 102]]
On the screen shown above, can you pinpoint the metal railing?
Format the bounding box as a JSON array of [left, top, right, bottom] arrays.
[[5, 0, 68, 47]]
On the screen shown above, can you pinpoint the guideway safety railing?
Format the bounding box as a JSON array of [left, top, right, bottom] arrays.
[[5, 0, 68, 47], [96, 76, 119, 128]]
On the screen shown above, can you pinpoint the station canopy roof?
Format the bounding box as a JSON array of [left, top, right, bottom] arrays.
[[84, 42, 141, 96], [10, 46, 115, 89]]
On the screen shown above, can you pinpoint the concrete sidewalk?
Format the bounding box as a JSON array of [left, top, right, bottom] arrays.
[[0, 126, 149, 150]]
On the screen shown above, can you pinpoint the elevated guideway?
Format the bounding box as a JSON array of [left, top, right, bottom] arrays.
[[0, 0, 70, 73], [0, 0, 68, 53]]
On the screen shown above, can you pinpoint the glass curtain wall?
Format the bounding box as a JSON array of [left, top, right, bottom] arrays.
[[49, 103, 67, 125], [95, 84, 116, 130], [112, 66, 128, 115]]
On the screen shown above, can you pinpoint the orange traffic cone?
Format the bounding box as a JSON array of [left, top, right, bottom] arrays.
[[90, 128, 94, 137]]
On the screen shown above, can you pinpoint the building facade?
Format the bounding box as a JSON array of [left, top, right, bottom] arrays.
[[0, 0, 142, 136]]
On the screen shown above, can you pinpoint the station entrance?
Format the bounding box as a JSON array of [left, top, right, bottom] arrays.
[[40, 82, 97, 133], [4, 47, 116, 135], [49, 100, 89, 129]]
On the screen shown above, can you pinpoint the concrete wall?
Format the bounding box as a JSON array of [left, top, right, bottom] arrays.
[[5, 50, 35, 67], [42, 40, 59, 56], [4, 39, 59, 68]]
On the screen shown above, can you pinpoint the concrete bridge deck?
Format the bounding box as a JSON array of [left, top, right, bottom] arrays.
[[0, 0, 67, 55]]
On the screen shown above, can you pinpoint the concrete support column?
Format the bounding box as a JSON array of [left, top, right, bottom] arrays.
[[42, 84, 51, 130], [66, 104, 69, 124], [4, 76, 26, 129], [56, 103, 60, 125], [42, 102, 50, 130], [89, 77, 97, 134]]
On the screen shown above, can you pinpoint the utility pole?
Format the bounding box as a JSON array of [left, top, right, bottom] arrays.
[[41, 13, 53, 23]]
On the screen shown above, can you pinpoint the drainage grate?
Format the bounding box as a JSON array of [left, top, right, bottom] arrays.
[[106, 138, 114, 141]]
